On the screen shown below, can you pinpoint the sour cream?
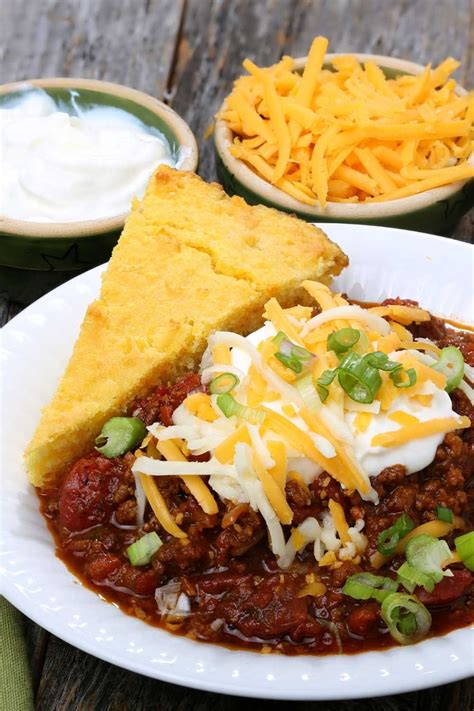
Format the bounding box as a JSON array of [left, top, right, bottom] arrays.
[[345, 388, 454, 478], [230, 325, 458, 484], [0, 90, 175, 222]]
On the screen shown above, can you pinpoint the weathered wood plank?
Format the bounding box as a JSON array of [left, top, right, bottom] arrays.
[[36, 634, 422, 711], [170, 0, 301, 181], [1, 0, 185, 97], [283, 0, 472, 86], [22, 615, 50, 699], [34, 633, 474, 711]]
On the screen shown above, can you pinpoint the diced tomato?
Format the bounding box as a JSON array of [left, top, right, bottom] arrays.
[[84, 552, 122, 582], [59, 454, 126, 531]]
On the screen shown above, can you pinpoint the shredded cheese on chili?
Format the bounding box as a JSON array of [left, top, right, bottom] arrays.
[[130, 280, 470, 571]]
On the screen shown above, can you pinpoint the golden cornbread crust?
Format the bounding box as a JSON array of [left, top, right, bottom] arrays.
[[25, 167, 348, 487]]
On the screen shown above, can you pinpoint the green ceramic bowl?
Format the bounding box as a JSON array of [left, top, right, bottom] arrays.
[[0, 78, 198, 270], [215, 53, 474, 235]]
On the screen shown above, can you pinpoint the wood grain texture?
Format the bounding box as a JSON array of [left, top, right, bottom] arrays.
[[34, 633, 474, 711], [1, 0, 185, 96], [1, 0, 473, 708]]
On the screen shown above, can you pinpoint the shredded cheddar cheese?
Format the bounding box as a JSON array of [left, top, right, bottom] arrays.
[[138, 473, 187, 539], [372, 416, 470, 447], [185, 393, 218, 422], [291, 527, 306, 551], [219, 37, 474, 207], [212, 343, 231, 365], [267, 440, 287, 490], [155, 438, 219, 515], [297, 581, 327, 597], [252, 448, 294, 524], [388, 410, 420, 427], [318, 551, 337, 567], [328, 499, 351, 544], [214, 425, 252, 463], [354, 412, 373, 433]]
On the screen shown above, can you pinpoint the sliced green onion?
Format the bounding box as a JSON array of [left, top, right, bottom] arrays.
[[365, 351, 403, 372], [127, 532, 162, 566], [397, 579, 415, 594], [272, 331, 287, 348], [436, 505, 453, 523], [395, 610, 417, 636], [295, 373, 321, 412], [209, 372, 240, 394], [351, 331, 370, 356], [397, 561, 435, 593], [337, 352, 382, 404], [381, 592, 431, 645], [216, 393, 266, 425], [95, 416, 147, 458], [432, 346, 464, 393], [327, 327, 361, 354], [291, 345, 312, 361], [454, 531, 474, 572], [390, 367, 417, 388], [274, 352, 304, 373], [342, 572, 398, 603], [316, 368, 337, 402], [405, 534, 451, 584], [377, 513, 415, 557]]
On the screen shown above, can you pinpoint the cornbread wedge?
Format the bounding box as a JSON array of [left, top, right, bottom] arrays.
[[25, 167, 347, 487]]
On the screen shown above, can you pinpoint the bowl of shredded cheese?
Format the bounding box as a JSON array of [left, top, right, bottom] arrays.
[[215, 37, 474, 234]]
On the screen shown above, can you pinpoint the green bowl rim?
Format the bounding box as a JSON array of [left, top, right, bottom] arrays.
[[214, 52, 473, 219], [0, 77, 199, 238]]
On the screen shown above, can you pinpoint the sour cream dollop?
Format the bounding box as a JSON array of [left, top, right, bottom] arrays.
[[0, 90, 175, 222], [230, 324, 458, 485], [345, 388, 454, 477]]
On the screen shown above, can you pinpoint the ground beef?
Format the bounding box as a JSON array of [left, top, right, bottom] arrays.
[[415, 479, 468, 518], [174, 494, 219, 531], [372, 465, 407, 497], [214, 509, 265, 565], [131, 373, 203, 425], [381, 297, 419, 308], [115, 499, 138, 525], [329, 562, 362, 588], [382, 484, 418, 514], [155, 535, 210, 574], [311, 475, 346, 505], [286, 479, 311, 508]]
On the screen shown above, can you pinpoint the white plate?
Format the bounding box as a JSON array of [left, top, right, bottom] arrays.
[[1, 224, 473, 700]]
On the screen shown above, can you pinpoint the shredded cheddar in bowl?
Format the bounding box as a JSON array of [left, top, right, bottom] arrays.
[[218, 37, 474, 207]]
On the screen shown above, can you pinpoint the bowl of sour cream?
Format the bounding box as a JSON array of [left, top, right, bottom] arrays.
[[0, 78, 198, 270]]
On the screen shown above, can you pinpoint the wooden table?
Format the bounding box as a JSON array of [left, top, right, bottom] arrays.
[[2, 1, 473, 708]]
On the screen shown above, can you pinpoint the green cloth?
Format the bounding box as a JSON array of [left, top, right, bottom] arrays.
[[0, 597, 34, 711]]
